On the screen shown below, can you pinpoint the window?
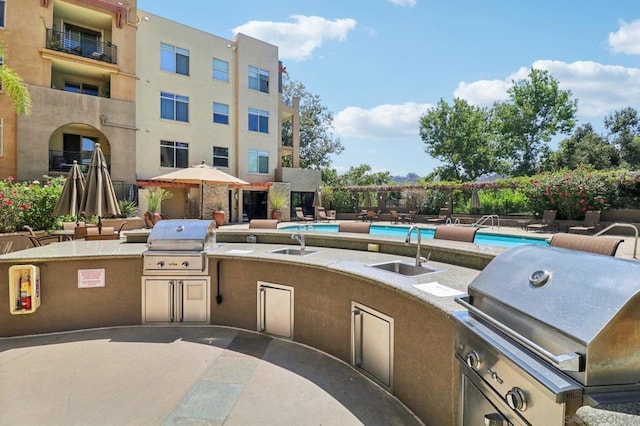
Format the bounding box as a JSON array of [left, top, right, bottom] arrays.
[[160, 140, 189, 168], [248, 66, 269, 93], [248, 108, 269, 134], [0, 1, 6, 28], [213, 58, 228, 81], [64, 81, 99, 96], [161, 92, 189, 122], [248, 150, 269, 174], [213, 146, 229, 168], [0, 118, 3, 156], [213, 102, 229, 125], [161, 43, 189, 76]]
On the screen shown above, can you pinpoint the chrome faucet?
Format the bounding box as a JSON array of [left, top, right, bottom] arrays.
[[291, 233, 305, 251], [405, 225, 427, 267]]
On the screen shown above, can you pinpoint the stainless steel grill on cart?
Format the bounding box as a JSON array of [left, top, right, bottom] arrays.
[[453, 244, 640, 425], [141, 220, 216, 324]]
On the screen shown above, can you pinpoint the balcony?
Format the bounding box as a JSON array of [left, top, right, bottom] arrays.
[[46, 29, 117, 65], [49, 150, 111, 174]]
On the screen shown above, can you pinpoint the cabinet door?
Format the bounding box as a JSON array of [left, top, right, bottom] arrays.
[[181, 279, 209, 323], [352, 303, 394, 388], [258, 283, 293, 338], [144, 279, 172, 323]]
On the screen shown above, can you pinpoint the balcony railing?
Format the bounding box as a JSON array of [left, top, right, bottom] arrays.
[[46, 29, 117, 65], [49, 150, 111, 173]]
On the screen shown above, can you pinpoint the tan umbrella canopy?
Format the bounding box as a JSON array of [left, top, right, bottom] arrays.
[[53, 160, 86, 217], [471, 188, 481, 210], [151, 161, 249, 219], [150, 161, 249, 185], [79, 143, 121, 222]]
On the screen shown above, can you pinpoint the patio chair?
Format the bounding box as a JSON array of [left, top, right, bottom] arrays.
[[549, 233, 623, 257], [433, 226, 478, 243], [248, 219, 279, 229], [23, 225, 58, 246], [295, 207, 313, 222], [317, 207, 333, 222], [85, 226, 118, 240], [365, 210, 381, 222], [338, 222, 371, 234], [427, 208, 450, 224], [62, 221, 86, 230], [390, 210, 399, 224], [400, 210, 417, 224], [568, 210, 601, 234], [526, 210, 558, 233]]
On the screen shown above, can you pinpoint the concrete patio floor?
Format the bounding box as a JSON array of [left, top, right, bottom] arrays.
[[0, 326, 422, 426]]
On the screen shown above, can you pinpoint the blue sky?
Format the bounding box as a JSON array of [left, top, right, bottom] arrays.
[[137, 0, 640, 177]]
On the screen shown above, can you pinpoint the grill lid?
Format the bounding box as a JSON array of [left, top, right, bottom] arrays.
[[462, 244, 640, 386], [146, 219, 216, 251]]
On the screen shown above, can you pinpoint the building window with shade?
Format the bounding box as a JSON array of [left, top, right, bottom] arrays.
[[160, 140, 189, 168]]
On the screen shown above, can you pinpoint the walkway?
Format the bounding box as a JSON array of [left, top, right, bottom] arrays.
[[0, 326, 422, 426]]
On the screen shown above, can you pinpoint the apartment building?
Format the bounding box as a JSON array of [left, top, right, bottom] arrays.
[[0, 0, 138, 190], [135, 11, 311, 223], [1, 1, 315, 222]]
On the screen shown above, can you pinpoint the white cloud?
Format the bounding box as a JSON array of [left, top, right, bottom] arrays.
[[232, 15, 357, 61], [608, 19, 640, 55], [388, 0, 417, 6], [334, 102, 432, 139], [455, 60, 640, 120]]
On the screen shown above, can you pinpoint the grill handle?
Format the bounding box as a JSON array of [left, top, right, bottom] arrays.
[[456, 296, 582, 372]]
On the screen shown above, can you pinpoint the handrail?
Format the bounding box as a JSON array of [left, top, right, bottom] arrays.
[[472, 215, 500, 229], [595, 223, 638, 259]]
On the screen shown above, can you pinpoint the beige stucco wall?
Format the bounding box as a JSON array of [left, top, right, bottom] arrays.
[[0, 0, 138, 180]]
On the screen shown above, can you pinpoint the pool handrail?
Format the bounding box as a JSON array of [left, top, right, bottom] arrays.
[[595, 223, 638, 259]]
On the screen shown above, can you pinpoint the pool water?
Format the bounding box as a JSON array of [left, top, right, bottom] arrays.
[[280, 224, 548, 249]]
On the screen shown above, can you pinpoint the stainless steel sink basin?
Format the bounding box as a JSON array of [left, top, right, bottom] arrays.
[[367, 261, 441, 276], [270, 248, 319, 256]]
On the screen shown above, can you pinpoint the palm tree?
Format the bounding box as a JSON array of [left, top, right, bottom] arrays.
[[0, 41, 31, 115]]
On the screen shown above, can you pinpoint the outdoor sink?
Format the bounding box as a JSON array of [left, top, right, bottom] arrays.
[[270, 248, 320, 256], [367, 260, 441, 277]]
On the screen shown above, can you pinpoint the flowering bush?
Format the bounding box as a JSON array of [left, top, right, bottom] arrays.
[[0, 176, 65, 233], [525, 168, 619, 220]]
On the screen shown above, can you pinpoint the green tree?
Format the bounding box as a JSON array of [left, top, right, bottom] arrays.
[[339, 164, 392, 186], [419, 98, 497, 181], [605, 107, 640, 168], [281, 73, 344, 169], [0, 41, 31, 115], [543, 124, 618, 171], [495, 68, 577, 176]]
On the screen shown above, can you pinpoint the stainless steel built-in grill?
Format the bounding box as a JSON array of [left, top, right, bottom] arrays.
[[454, 244, 640, 425], [141, 220, 216, 324], [143, 219, 216, 276]]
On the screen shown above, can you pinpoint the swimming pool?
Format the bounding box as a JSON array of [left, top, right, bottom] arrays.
[[280, 224, 548, 249]]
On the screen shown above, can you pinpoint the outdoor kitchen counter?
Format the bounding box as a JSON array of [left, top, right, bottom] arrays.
[[207, 242, 480, 314]]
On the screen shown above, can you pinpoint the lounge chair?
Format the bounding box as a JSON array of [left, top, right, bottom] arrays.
[[433, 226, 478, 243], [295, 207, 313, 222], [549, 233, 623, 257], [338, 222, 371, 234], [526, 210, 558, 233], [427, 208, 450, 224], [400, 210, 417, 224], [249, 219, 279, 229], [365, 210, 381, 222], [568, 210, 601, 234], [317, 207, 334, 222]]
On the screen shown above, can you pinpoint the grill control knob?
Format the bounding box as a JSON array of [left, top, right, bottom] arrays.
[[465, 351, 480, 370], [156, 260, 165, 268], [506, 387, 527, 411], [181, 261, 189, 269]]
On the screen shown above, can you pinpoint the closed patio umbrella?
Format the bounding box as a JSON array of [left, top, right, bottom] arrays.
[[79, 143, 121, 226], [471, 188, 481, 210], [313, 187, 322, 219], [53, 160, 85, 217]]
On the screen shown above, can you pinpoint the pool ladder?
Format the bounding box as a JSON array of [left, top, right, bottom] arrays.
[[595, 223, 638, 259], [471, 215, 500, 229]]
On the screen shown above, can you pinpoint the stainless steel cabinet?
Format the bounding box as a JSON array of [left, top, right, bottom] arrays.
[[352, 302, 394, 389], [142, 278, 210, 323], [257, 281, 294, 338]]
